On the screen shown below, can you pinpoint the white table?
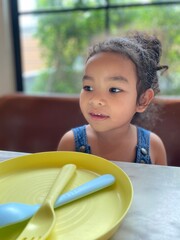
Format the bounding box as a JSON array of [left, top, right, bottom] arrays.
[[0, 150, 180, 240]]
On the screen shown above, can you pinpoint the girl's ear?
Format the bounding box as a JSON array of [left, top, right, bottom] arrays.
[[136, 88, 154, 113]]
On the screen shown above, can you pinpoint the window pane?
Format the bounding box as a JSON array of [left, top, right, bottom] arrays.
[[18, 0, 36, 12], [20, 11, 105, 93], [18, 0, 106, 12], [109, 5, 180, 95], [109, 0, 176, 4], [19, 1, 180, 95]]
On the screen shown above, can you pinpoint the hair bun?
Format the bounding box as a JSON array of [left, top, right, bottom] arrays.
[[131, 32, 162, 65]]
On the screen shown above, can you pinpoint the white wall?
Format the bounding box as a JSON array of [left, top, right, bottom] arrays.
[[0, 0, 16, 95]]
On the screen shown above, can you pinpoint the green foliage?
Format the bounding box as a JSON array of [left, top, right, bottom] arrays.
[[32, 1, 180, 95]]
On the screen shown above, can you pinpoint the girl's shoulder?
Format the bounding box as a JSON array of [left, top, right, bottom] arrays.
[[136, 126, 167, 165], [149, 131, 167, 165], [57, 129, 75, 151]]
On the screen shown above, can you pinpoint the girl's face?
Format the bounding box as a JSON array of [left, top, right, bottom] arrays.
[[80, 52, 141, 132]]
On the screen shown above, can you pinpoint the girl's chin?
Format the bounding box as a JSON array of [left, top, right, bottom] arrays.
[[89, 122, 113, 133]]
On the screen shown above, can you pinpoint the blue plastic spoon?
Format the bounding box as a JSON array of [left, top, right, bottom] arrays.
[[0, 174, 115, 228]]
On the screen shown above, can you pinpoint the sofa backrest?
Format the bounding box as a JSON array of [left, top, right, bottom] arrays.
[[0, 94, 179, 166], [0, 94, 86, 153], [150, 97, 180, 167]]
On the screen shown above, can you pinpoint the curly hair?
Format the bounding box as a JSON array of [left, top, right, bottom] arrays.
[[86, 32, 168, 128]]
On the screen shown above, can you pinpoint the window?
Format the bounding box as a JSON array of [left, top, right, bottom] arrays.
[[10, 0, 180, 95]]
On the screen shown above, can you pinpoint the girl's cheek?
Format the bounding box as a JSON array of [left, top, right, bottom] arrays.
[[80, 91, 89, 102], [79, 96, 86, 110]]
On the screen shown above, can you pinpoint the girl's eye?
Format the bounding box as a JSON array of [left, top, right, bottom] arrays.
[[83, 86, 93, 91], [109, 87, 121, 93]]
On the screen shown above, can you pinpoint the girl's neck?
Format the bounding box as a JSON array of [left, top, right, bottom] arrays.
[[86, 124, 137, 162]]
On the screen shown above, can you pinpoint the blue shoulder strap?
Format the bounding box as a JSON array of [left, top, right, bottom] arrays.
[[136, 127, 152, 164], [72, 125, 91, 153]]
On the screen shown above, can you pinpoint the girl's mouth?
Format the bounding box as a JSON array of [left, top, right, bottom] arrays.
[[89, 112, 109, 120]]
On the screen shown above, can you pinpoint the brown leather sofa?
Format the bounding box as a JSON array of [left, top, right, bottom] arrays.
[[0, 94, 86, 153], [0, 93, 179, 166]]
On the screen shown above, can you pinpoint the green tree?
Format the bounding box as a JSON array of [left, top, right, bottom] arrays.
[[34, 0, 105, 93], [34, 0, 180, 95]]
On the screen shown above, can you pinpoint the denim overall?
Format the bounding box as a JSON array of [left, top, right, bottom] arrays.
[[72, 125, 152, 164]]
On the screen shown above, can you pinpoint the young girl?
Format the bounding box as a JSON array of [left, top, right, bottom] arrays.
[[57, 32, 168, 165]]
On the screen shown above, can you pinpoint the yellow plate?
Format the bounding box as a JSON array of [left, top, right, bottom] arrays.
[[0, 151, 133, 240]]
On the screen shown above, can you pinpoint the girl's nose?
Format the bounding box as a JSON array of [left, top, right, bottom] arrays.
[[89, 95, 106, 107]]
